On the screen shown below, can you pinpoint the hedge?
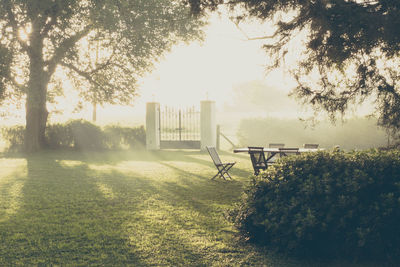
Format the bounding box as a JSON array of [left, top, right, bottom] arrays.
[[231, 150, 400, 261], [1, 120, 146, 151]]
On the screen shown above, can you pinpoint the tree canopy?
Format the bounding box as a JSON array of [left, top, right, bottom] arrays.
[[190, 0, 400, 133], [0, 0, 204, 151]]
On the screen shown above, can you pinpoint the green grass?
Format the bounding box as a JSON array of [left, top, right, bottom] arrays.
[[0, 150, 381, 266]]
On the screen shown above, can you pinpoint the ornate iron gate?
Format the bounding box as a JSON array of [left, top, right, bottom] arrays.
[[159, 106, 200, 149]]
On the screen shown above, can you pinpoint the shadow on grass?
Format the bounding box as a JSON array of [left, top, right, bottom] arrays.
[[81, 161, 283, 266], [0, 155, 145, 266], [0, 150, 377, 266], [2, 149, 252, 172], [0, 150, 294, 266], [0, 151, 245, 265]]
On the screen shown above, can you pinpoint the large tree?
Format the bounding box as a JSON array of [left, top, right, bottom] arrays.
[[190, 0, 400, 134], [0, 0, 203, 152]]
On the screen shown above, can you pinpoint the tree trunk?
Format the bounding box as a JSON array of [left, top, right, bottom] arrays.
[[25, 32, 48, 153], [25, 71, 48, 152]]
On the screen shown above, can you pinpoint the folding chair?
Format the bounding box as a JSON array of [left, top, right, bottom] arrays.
[[248, 146, 268, 175], [206, 146, 235, 180]]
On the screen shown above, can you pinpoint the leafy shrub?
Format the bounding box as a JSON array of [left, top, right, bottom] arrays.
[[1, 120, 146, 151], [68, 119, 105, 150], [231, 150, 400, 261], [122, 125, 145, 149], [103, 125, 145, 150], [1, 125, 25, 152], [46, 123, 73, 149]]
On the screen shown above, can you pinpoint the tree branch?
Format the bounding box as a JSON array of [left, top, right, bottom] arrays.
[[40, 15, 58, 38], [3, 0, 30, 52], [45, 25, 92, 81], [89, 48, 116, 75], [60, 61, 114, 90]]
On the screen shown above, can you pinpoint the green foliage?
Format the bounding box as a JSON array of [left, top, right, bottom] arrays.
[[103, 125, 145, 150], [1, 120, 146, 151], [45, 123, 74, 149], [0, 125, 25, 152], [231, 150, 400, 260], [0, 44, 11, 100], [68, 120, 105, 150], [190, 0, 400, 132], [237, 117, 388, 150]]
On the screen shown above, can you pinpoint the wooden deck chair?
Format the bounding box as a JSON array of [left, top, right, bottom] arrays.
[[248, 146, 268, 175], [303, 143, 319, 149], [206, 146, 235, 180]]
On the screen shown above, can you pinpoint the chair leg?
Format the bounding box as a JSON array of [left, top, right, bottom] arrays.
[[219, 169, 227, 180], [221, 164, 234, 180], [212, 168, 226, 180], [211, 163, 235, 180], [211, 172, 219, 180]]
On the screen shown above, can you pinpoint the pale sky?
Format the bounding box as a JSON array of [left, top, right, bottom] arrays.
[[90, 13, 299, 126], [140, 15, 276, 105]]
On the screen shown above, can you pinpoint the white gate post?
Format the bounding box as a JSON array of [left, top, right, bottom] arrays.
[[146, 102, 160, 150], [200, 100, 216, 151]]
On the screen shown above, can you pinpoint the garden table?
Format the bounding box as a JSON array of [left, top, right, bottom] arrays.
[[234, 147, 322, 174]]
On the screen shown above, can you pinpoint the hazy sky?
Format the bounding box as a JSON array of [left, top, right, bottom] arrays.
[[87, 13, 300, 125], [139, 15, 286, 105]]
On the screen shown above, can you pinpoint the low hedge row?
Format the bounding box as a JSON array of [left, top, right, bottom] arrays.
[[1, 119, 145, 151], [231, 150, 400, 261]]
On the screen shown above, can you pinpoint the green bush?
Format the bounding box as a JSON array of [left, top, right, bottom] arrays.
[[1, 125, 25, 152], [46, 123, 73, 149], [68, 120, 105, 150], [1, 120, 146, 151], [122, 125, 145, 149], [231, 150, 400, 261], [103, 125, 145, 150]]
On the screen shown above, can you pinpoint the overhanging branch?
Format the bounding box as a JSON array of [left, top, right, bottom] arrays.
[[45, 25, 93, 81], [60, 61, 114, 91]]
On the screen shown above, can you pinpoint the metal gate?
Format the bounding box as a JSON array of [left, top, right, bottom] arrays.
[[159, 106, 201, 149]]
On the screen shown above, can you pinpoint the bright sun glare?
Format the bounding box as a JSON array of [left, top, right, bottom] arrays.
[[18, 24, 31, 42]]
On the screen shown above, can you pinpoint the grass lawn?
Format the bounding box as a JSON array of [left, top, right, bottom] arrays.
[[0, 150, 380, 266]]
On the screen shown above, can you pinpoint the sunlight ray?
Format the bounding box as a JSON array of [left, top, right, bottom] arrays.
[[0, 159, 28, 180], [0, 158, 27, 222], [96, 182, 115, 200], [123, 195, 228, 265], [88, 161, 174, 178], [56, 160, 84, 168]]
